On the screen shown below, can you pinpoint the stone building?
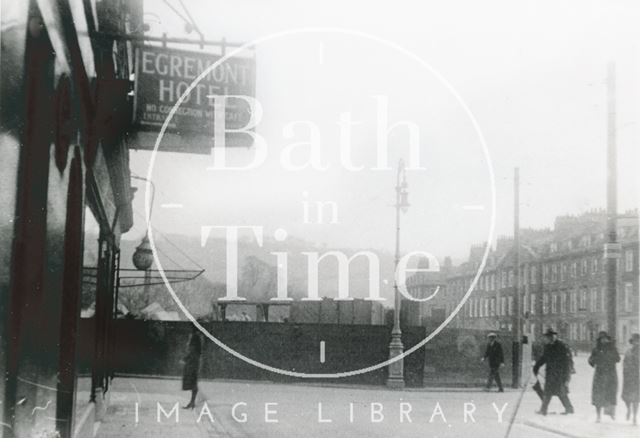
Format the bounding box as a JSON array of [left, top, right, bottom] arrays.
[[408, 210, 639, 350]]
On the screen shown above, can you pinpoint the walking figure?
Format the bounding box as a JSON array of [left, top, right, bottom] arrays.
[[533, 328, 574, 415], [482, 332, 505, 392], [622, 333, 639, 425], [588, 331, 620, 422], [182, 324, 202, 409]]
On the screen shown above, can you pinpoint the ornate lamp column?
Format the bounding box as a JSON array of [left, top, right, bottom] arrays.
[[387, 159, 409, 389]]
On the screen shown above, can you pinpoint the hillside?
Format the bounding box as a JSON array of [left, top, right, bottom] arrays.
[[83, 232, 399, 318]]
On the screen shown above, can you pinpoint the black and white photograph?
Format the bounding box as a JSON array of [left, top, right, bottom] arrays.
[[0, 1, 639, 437]]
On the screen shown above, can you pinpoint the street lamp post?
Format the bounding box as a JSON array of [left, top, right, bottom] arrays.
[[387, 159, 410, 389]]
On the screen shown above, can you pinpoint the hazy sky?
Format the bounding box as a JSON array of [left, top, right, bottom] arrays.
[[127, 0, 640, 263]]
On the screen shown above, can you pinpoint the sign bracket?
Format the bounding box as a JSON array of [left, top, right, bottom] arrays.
[[93, 31, 253, 52]]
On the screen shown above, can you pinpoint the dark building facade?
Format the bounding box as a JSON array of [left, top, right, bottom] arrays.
[[1, 1, 137, 436], [409, 210, 639, 351]]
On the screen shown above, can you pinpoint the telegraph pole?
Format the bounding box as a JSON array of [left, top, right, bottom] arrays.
[[512, 167, 522, 388], [605, 62, 620, 340]]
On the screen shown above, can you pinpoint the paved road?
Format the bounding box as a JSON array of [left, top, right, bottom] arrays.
[[96, 351, 638, 438], [98, 377, 559, 438], [197, 379, 556, 438]]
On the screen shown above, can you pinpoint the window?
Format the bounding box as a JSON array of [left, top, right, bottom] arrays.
[[625, 283, 633, 312], [82, 207, 100, 319], [543, 265, 549, 283], [502, 271, 507, 288], [490, 298, 496, 316], [479, 299, 484, 317], [501, 297, 507, 316], [508, 296, 514, 315], [582, 259, 588, 276], [530, 266, 537, 284], [550, 242, 558, 253], [571, 262, 577, 278], [590, 288, 598, 312], [543, 294, 549, 314], [551, 294, 557, 313], [570, 292, 577, 313], [551, 264, 558, 282], [601, 287, 606, 313], [508, 270, 514, 287], [591, 257, 598, 274], [625, 251, 634, 272], [484, 299, 489, 317], [560, 293, 567, 313], [530, 293, 536, 315], [580, 289, 587, 311]]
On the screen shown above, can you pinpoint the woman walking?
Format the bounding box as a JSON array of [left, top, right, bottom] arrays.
[[622, 333, 639, 425], [182, 324, 202, 409], [588, 331, 620, 422]]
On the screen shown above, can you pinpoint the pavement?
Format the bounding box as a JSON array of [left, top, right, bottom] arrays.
[[516, 352, 638, 438], [94, 352, 638, 438]]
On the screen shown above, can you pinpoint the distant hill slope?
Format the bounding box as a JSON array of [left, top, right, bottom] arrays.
[[83, 232, 398, 318]]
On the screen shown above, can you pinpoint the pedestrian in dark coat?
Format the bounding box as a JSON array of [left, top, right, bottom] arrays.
[[588, 331, 620, 422], [622, 333, 640, 425], [482, 333, 505, 392], [182, 324, 202, 409], [533, 328, 574, 415]]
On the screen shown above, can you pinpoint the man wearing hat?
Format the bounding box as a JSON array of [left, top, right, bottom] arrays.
[[482, 332, 505, 392], [533, 328, 575, 415]]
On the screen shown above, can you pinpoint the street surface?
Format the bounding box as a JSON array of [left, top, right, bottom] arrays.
[[95, 353, 638, 438], [96, 379, 555, 438]]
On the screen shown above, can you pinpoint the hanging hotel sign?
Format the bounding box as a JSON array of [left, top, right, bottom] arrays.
[[130, 45, 256, 154]]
